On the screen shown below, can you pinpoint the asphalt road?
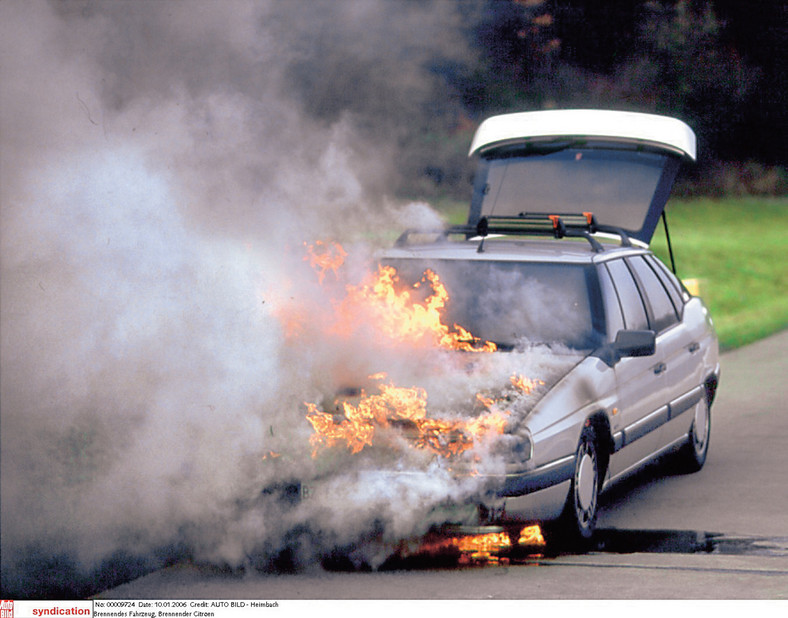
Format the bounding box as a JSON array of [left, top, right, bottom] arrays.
[[98, 330, 788, 600]]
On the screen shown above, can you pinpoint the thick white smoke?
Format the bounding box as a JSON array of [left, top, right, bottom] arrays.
[[1, 0, 567, 593]]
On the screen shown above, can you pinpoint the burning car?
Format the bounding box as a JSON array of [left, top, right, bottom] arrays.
[[296, 109, 720, 553]]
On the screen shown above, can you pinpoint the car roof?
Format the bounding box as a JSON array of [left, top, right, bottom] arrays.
[[380, 237, 648, 265], [469, 109, 696, 161]]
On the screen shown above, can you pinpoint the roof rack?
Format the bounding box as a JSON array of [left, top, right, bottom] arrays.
[[473, 212, 632, 253], [394, 212, 633, 253]]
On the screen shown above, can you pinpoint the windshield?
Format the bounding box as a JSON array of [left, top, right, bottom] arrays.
[[468, 144, 679, 243], [382, 258, 605, 351]]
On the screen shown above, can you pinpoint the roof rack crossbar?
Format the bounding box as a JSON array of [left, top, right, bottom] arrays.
[[394, 212, 633, 252], [475, 212, 632, 250]]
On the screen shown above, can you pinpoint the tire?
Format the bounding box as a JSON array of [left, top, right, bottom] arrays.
[[547, 425, 600, 549], [676, 395, 711, 473]]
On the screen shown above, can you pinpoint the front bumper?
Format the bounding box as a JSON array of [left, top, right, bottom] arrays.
[[278, 454, 575, 527], [415, 455, 575, 526]]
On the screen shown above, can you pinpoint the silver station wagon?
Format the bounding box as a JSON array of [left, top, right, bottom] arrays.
[[375, 109, 721, 547]]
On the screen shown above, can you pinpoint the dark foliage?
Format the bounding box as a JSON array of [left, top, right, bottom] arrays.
[[405, 0, 785, 197]]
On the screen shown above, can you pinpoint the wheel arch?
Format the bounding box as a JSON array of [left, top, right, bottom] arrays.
[[584, 411, 612, 485], [704, 375, 718, 407]]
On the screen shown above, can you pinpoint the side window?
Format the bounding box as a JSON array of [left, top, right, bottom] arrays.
[[604, 259, 649, 331], [644, 254, 685, 315], [597, 263, 625, 338], [626, 256, 680, 332]]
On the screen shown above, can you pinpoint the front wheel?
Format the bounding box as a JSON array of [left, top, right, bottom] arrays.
[[546, 425, 600, 549]]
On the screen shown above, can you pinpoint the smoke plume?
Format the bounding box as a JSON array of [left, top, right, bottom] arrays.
[[1, 0, 563, 595]]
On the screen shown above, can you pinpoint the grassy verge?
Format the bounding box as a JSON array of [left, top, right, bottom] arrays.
[[651, 197, 787, 350], [431, 196, 787, 351]]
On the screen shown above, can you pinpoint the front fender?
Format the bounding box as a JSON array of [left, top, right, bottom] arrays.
[[526, 356, 617, 468]]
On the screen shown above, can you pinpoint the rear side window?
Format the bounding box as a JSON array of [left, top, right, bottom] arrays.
[[605, 259, 648, 331], [626, 256, 680, 332], [644, 254, 685, 315]]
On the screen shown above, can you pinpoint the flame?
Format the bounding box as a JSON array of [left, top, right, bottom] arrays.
[[304, 380, 427, 456], [403, 530, 511, 565], [518, 524, 546, 546], [303, 240, 347, 284], [409, 524, 545, 566], [510, 373, 545, 394], [305, 374, 510, 459], [455, 531, 512, 564], [291, 242, 496, 354], [295, 243, 544, 463], [455, 526, 545, 562], [333, 265, 496, 352], [475, 393, 496, 409]]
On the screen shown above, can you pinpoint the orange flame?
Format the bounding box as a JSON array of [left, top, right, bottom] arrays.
[[305, 374, 510, 459], [454, 525, 545, 564], [292, 242, 496, 354], [303, 240, 348, 284], [333, 265, 496, 352], [517, 524, 546, 546], [455, 531, 512, 564], [411, 524, 545, 565], [295, 243, 544, 463], [475, 393, 496, 409], [510, 373, 545, 394]]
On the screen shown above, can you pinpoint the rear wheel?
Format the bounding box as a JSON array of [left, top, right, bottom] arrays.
[[547, 425, 599, 549], [676, 396, 710, 473]]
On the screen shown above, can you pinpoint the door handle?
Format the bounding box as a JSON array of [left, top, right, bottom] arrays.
[[688, 342, 700, 354], [653, 362, 667, 375]]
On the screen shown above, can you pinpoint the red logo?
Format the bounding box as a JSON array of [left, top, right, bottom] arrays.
[[0, 600, 13, 618]]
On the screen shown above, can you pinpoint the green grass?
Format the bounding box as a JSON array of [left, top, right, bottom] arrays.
[[651, 197, 787, 350], [434, 196, 474, 226], [430, 196, 787, 351]]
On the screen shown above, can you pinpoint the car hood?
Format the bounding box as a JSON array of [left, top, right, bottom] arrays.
[[508, 347, 589, 412], [466, 109, 696, 245], [455, 345, 589, 424]]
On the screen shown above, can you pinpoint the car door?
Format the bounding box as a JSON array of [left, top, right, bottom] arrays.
[[638, 255, 706, 446], [604, 258, 667, 479]]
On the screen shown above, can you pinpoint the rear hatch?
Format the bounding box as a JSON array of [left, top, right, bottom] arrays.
[[467, 109, 696, 245]]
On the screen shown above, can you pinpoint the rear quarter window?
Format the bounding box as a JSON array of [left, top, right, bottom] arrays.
[[644, 254, 685, 316], [626, 256, 680, 332]]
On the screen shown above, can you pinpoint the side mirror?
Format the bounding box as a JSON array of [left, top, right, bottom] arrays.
[[614, 329, 656, 358]]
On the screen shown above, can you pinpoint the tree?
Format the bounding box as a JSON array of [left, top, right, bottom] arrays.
[[619, 1, 757, 163]]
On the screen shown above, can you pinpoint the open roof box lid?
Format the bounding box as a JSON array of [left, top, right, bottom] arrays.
[[466, 109, 696, 245]]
